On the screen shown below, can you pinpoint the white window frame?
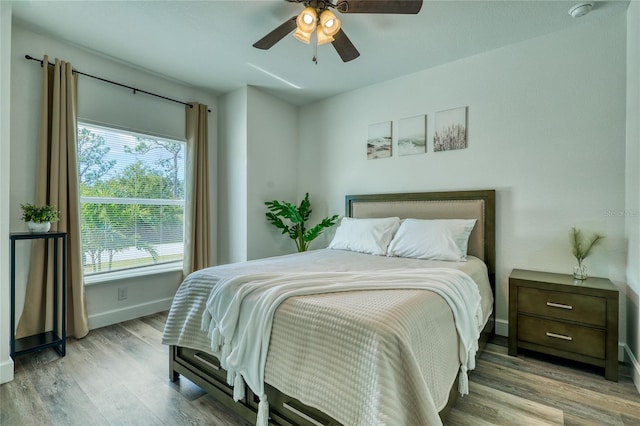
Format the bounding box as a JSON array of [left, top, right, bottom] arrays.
[[77, 120, 186, 284]]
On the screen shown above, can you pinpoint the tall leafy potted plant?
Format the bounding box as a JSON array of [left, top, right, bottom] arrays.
[[21, 203, 60, 233], [265, 193, 339, 252]]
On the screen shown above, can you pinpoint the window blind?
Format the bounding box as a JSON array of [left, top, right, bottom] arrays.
[[77, 122, 185, 276]]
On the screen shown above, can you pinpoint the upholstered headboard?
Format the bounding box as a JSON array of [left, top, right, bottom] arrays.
[[345, 190, 496, 283]]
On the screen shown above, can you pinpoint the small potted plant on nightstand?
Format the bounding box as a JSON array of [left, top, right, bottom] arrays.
[[20, 203, 60, 233], [570, 226, 604, 280]]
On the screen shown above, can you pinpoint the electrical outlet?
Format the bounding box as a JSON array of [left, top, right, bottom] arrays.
[[117, 287, 128, 300]]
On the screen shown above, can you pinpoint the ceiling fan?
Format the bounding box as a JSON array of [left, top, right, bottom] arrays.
[[253, 0, 423, 63]]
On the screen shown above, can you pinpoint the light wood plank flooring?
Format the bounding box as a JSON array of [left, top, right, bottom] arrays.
[[1, 312, 639, 425]]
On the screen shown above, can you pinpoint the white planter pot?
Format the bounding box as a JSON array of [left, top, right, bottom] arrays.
[[27, 221, 51, 233]]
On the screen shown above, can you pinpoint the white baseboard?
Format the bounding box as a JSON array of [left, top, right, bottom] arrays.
[[495, 318, 508, 337], [88, 297, 173, 330], [624, 344, 640, 394], [0, 358, 14, 384]]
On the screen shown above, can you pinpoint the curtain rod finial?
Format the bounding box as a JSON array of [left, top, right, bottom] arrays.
[[25, 54, 44, 67]]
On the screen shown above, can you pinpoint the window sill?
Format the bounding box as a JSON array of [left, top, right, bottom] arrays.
[[84, 262, 183, 286]]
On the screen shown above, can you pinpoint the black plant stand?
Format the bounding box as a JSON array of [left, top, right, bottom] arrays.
[[9, 231, 67, 358]]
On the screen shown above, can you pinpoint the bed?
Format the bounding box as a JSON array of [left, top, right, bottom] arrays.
[[163, 190, 496, 426]]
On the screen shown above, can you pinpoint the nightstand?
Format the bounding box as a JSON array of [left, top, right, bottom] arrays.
[[508, 269, 618, 381]]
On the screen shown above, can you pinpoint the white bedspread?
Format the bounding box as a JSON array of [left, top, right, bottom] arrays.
[[202, 269, 483, 426], [162, 249, 494, 426]]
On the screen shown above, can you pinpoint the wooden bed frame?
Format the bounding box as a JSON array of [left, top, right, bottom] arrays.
[[169, 189, 496, 425]]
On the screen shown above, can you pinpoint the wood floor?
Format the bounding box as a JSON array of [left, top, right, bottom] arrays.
[[2, 311, 639, 426]]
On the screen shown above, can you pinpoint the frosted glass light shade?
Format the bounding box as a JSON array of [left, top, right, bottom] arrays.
[[293, 27, 312, 44], [297, 7, 317, 32], [293, 7, 317, 44], [316, 28, 334, 45], [320, 10, 341, 36]]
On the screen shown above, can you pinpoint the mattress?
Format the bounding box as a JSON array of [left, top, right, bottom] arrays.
[[162, 249, 493, 425]]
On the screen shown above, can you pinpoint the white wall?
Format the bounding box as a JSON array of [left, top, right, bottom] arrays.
[[218, 87, 248, 265], [0, 1, 14, 384], [9, 25, 218, 333], [297, 15, 628, 339], [85, 270, 180, 330], [246, 86, 299, 260], [625, 0, 640, 391], [217, 86, 298, 264]]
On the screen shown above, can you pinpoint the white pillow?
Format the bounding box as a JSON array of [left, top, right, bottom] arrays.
[[328, 217, 400, 256], [387, 219, 477, 261]]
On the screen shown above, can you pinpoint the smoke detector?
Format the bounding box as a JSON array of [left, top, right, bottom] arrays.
[[568, 2, 594, 18]]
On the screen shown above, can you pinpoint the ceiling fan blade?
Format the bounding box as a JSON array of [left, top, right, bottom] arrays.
[[340, 0, 423, 14], [332, 29, 360, 62], [253, 16, 298, 50]]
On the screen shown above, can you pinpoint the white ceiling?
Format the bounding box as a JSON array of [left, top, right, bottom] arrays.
[[11, 0, 630, 106]]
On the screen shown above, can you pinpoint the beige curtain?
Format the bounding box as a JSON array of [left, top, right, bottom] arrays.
[[17, 56, 89, 339], [183, 103, 211, 276]]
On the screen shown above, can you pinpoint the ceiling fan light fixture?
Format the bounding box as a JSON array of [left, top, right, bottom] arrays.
[[293, 6, 317, 44], [254, 0, 423, 62], [320, 10, 341, 36], [316, 27, 334, 45], [297, 7, 317, 31], [293, 27, 312, 44]]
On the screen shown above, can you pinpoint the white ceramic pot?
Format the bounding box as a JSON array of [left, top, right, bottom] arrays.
[[27, 221, 51, 233]]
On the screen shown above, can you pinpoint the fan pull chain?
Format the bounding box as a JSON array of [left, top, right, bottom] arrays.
[[313, 39, 318, 64]]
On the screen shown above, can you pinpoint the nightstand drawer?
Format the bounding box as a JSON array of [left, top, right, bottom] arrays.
[[518, 287, 606, 326], [518, 315, 605, 359]]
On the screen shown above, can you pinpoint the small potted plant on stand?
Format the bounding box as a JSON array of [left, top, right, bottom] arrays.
[[21, 203, 60, 233]]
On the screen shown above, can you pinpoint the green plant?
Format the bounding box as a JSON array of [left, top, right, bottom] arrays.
[[569, 227, 604, 266], [20, 203, 60, 223], [265, 193, 339, 252]]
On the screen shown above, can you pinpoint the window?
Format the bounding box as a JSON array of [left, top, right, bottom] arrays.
[[77, 122, 185, 277]]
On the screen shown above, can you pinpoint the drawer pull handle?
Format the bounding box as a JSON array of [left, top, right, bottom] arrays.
[[193, 353, 220, 370], [546, 302, 573, 310], [546, 332, 573, 341], [282, 402, 325, 426]]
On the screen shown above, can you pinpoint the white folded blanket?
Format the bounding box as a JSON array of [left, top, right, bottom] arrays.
[[202, 268, 483, 426]]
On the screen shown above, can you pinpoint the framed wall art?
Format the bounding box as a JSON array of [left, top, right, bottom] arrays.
[[367, 121, 392, 159], [433, 106, 468, 152], [398, 115, 427, 156]]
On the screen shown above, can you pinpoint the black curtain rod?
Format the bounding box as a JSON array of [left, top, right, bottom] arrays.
[[25, 55, 211, 113]]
